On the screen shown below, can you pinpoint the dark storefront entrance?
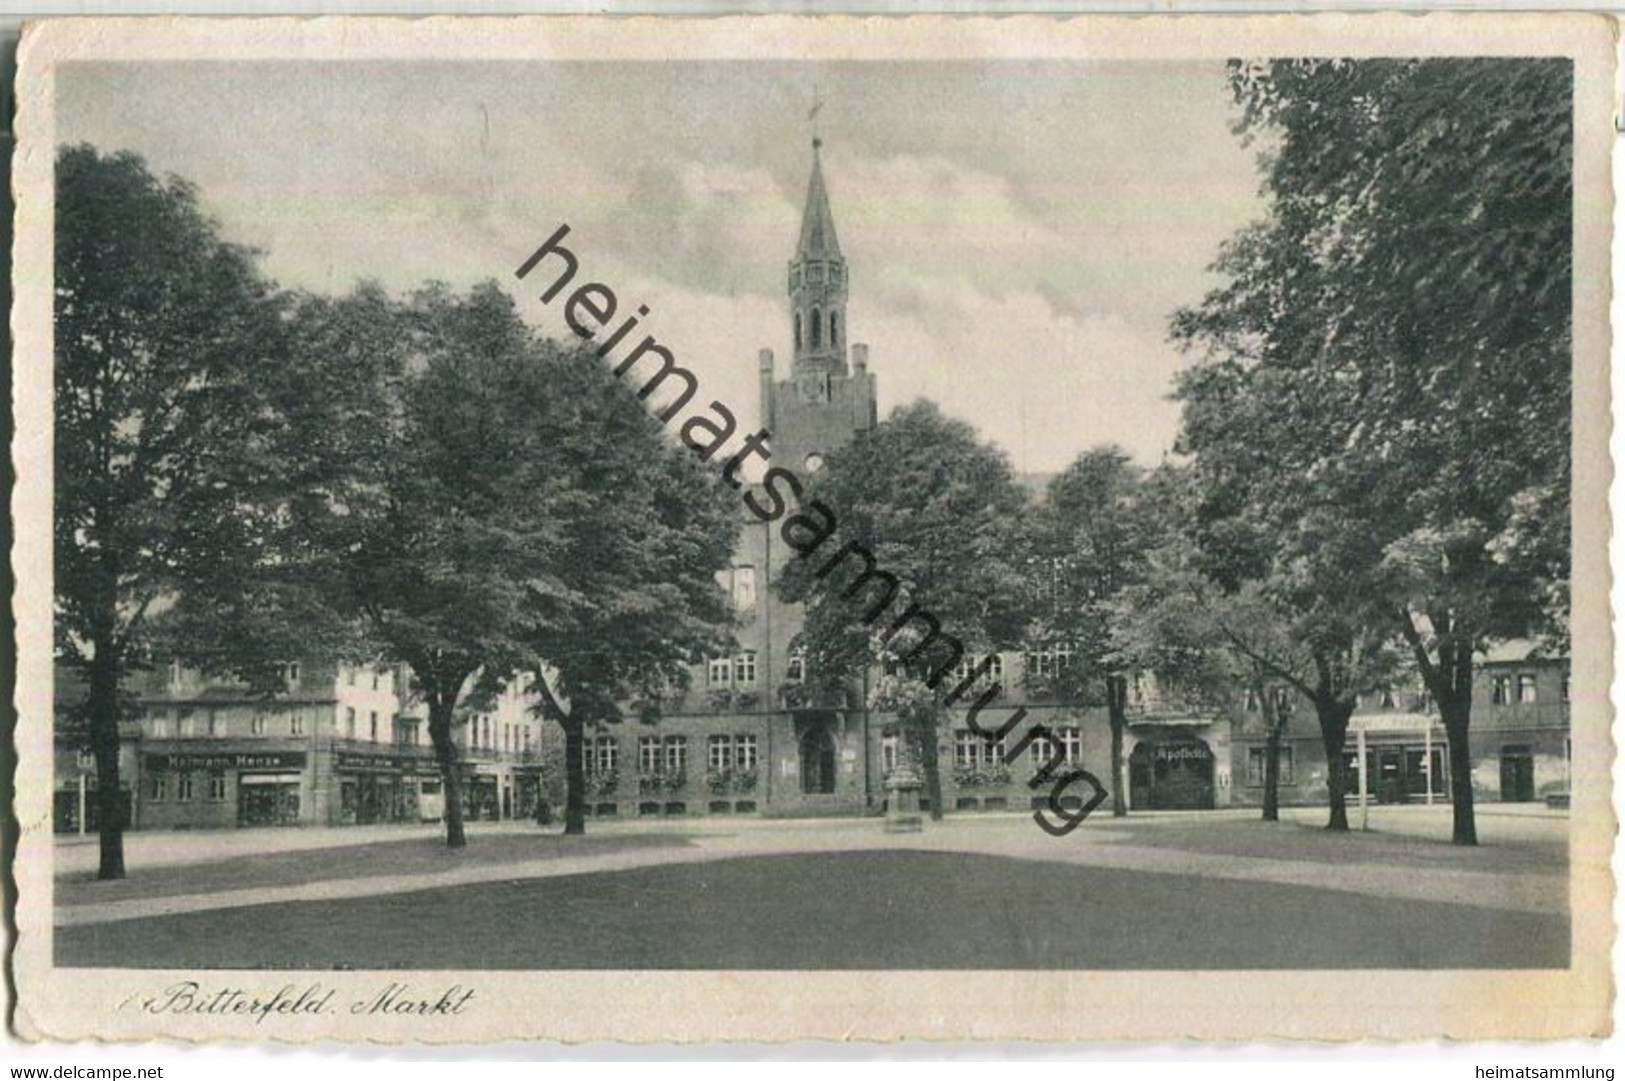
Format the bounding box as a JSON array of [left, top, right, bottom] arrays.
[[1500, 745, 1536, 802], [1129, 738, 1215, 810], [238, 773, 302, 827], [1342, 745, 1446, 804]]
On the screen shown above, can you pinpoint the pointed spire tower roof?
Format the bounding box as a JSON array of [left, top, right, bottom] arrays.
[[796, 138, 842, 260]]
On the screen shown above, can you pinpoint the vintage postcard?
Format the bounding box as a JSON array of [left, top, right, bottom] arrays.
[[9, 14, 1614, 1043]]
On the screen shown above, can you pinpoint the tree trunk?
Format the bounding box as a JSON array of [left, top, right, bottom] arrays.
[[87, 646, 125, 881], [562, 714, 586, 836], [1440, 684, 1478, 847], [1262, 715, 1283, 824], [1106, 675, 1128, 818], [1315, 697, 1353, 832], [427, 699, 466, 849], [918, 710, 944, 822]]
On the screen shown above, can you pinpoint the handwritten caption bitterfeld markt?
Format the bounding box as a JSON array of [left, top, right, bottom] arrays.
[[120, 982, 475, 1023]]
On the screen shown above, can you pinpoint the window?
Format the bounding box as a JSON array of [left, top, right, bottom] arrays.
[[347, 665, 357, 687], [810, 306, 822, 348], [734, 651, 758, 687], [954, 730, 980, 768], [372, 671, 380, 691], [370, 711, 379, 742], [639, 736, 661, 774], [794, 312, 802, 350], [1057, 726, 1082, 764], [1028, 642, 1073, 681], [732, 566, 757, 614], [1247, 746, 1296, 786], [176, 772, 194, 802], [952, 653, 1003, 689], [1029, 732, 1055, 769], [345, 707, 356, 740], [708, 657, 732, 686], [168, 658, 183, 687], [1517, 674, 1538, 704], [1562, 675, 1571, 703], [663, 736, 687, 774], [594, 736, 619, 775], [829, 311, 839, 348], [207, 771, 227, 801], [882, 735, 899, 775], [149, 772, 169, 801], [1491, 675, 1513, 705], [283, 662, 301, 685], [250, 712, 267, 736], [151, 716, 170, 739], [290, 711, 305, 737], [1380, 688, 1397, 709], [736, 734, 758, 771], [1243, 688, 1260, 711], [786, 648, 806, 684], [206, 710, 219, 737], [179, 709, 197, 739], [709, 734, 733, 771]]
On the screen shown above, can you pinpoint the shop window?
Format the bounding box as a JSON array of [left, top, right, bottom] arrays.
[[734, 651, 758, 686], [207, 771, 227, 801], [736, 734, 758, 770], [1518, 674, 1538, 704]]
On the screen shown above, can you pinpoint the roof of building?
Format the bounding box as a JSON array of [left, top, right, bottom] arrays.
[[796, 141, 841, 261], [1479, 638, 1567, 665]]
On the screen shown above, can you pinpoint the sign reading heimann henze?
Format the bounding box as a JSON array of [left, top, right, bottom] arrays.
[[149, 751, 308, 771]]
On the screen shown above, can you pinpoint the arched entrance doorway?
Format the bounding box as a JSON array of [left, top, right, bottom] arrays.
[[799, 723, 837, 795], [1129, 736, 1215, 810]]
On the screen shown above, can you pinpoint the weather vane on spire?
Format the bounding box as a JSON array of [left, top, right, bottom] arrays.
[[808, 84, 825, 148]]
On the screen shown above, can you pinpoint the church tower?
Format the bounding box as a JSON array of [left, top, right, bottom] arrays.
[[789, 138, 847, 379], [759, 138, 878, 473]]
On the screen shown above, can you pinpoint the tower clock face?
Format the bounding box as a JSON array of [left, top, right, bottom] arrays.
[[804, 453, 825, 474]]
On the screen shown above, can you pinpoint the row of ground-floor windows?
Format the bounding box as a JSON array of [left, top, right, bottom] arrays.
[[147, 769, 230, 802], [584, 734, 759, 776]]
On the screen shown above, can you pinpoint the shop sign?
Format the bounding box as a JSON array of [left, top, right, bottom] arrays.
[[1153, 744, 1211, 763], [151, 751, 307, 771], [336, 752, 442, 774]]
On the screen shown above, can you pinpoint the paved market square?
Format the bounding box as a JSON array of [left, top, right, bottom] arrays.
[[54, 806, 1570, 970]]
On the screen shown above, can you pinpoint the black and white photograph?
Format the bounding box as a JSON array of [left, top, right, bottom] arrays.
[[8, 13, 1614, 1045]]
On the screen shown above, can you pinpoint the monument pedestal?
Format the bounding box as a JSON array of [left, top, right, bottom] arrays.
[[885, 767, 924, 833]]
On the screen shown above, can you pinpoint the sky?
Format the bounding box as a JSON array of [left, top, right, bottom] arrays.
[[59, 60, 1264, 471]]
